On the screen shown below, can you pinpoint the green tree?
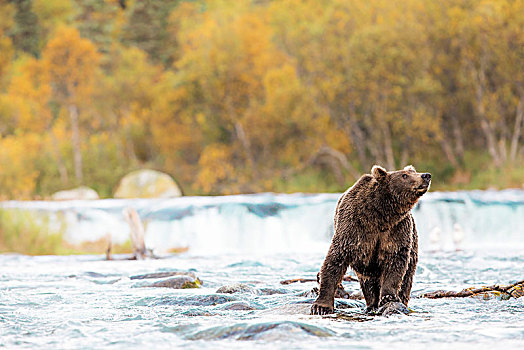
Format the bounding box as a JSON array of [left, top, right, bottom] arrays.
[[71, 0, 121, 53], [121, 0, 179, 64], [9, 0, 40, 56]]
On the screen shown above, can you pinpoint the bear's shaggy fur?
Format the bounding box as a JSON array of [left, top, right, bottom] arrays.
[[311, 165, 431, 315]]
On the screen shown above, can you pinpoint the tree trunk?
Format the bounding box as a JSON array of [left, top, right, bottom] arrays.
[[509, 96, 524, 161], [382, 120, 395, 170], [50, 129, 69, 185], [121, 109, 138, 162], [347, 117, 368, 170], [316, 145, 360, 181], [475, 67, 501, 167], [68, 104, 83, 183], [451, 116, 465, 162], [439, 136, 459, 167], [400, 146, 409, 167], [234, 121, 255, 169]]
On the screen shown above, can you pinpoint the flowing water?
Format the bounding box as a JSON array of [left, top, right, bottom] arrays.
[[1, 191, 524, 349]]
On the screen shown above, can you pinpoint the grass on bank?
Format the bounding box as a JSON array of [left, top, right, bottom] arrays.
[[0, 209, 134, 256]]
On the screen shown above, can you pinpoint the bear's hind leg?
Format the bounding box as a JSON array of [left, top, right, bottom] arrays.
[[400, 226, 418, 305], [399, 258, 415, 306], [358, 274, 380, 312]]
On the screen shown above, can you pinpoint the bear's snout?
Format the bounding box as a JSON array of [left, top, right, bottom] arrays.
[[421, 173, 431, 182]]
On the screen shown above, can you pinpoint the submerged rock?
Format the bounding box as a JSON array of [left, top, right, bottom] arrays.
[[215, 284, 288, 295], [214, 301, 264, 311], [131, 271, 197, 280], [302, 286, 363, 300], [114, 169, 182, 198], [259, 304, 312, 315], [335, 299, 366, 309], [258, 287, 288, 295], [143, 275, 202, 289], [185, 321, 335, 341], [181, 309, 217, 317], [137, 294, 238, 307], [375, 301, 410, 316], [215, 283, 256, 294]]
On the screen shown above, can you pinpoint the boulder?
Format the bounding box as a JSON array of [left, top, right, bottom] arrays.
[[114, 169, 182, 198], [51, 186, 99, 200]]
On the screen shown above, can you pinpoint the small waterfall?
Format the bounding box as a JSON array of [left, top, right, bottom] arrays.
[[1, 190, 523, 254]]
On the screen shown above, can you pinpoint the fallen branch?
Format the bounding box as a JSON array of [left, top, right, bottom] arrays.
[[280, 278, 316, 285], [280, 274, 358, 285], [420, 279, 524, 299]]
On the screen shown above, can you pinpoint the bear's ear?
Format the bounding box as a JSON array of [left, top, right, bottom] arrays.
[[403, 165, 416, 172], [372, 165, 387, 179]]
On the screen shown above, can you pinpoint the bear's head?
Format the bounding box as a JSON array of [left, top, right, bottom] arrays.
[[372, 165, 431, 206]]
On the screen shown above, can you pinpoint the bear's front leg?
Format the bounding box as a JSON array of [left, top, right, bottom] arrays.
[[311, 244, 349, 315], [378, 247, 410, 307], [400, 223, 418, 305]]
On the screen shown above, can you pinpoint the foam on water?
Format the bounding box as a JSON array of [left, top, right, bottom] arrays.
[[1, 251, 523, 349]]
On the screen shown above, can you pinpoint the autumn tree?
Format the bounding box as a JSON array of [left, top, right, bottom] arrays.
[[32, 0, 74, 46], [40, 26, 100, 184], [0, 0, 15, 88], [96, 44, 167, 164], [160, 0, 343, 193], [457, 0, 524, 166]]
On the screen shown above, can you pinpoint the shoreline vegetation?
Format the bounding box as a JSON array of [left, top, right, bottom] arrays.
[[0, 208, 132, 255], [0, 0, 522, 200]]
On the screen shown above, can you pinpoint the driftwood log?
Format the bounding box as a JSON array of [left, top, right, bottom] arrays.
[[106, 207, 156, 260]]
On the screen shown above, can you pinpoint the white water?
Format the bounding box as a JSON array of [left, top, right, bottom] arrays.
[[2, 191, 524, 349], [1, 190, 524, 254]]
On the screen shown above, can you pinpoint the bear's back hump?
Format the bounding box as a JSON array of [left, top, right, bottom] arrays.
[[337, 174, 374, 212]]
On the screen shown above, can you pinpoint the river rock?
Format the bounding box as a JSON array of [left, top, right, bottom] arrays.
[[51, 186, 99, 200], [260, 304, 313, 315], [215, 283, 257, 294], [214, 301, 263, 311], [130, 271, 197, 280], [114, 169, 182, 198], [375, 301, 410, 316], [144, 275, 202, 289]]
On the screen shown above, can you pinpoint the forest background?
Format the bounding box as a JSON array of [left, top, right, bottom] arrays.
[[0, 0, 523, 199]]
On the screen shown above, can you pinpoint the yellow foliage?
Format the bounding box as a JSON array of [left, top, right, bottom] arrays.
[[195, 144, 235, 193], [0, 36, 13, 84], [33, 0, 74, 43], [7, 58, 52, 133], [41, 26, 100, 103], [0, 134, 41, 199]]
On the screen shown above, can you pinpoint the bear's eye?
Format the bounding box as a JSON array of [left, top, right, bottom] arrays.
[[402, 174, 408, 179]]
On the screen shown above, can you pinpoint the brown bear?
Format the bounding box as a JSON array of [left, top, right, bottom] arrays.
[[311, 165, 431, 315]]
